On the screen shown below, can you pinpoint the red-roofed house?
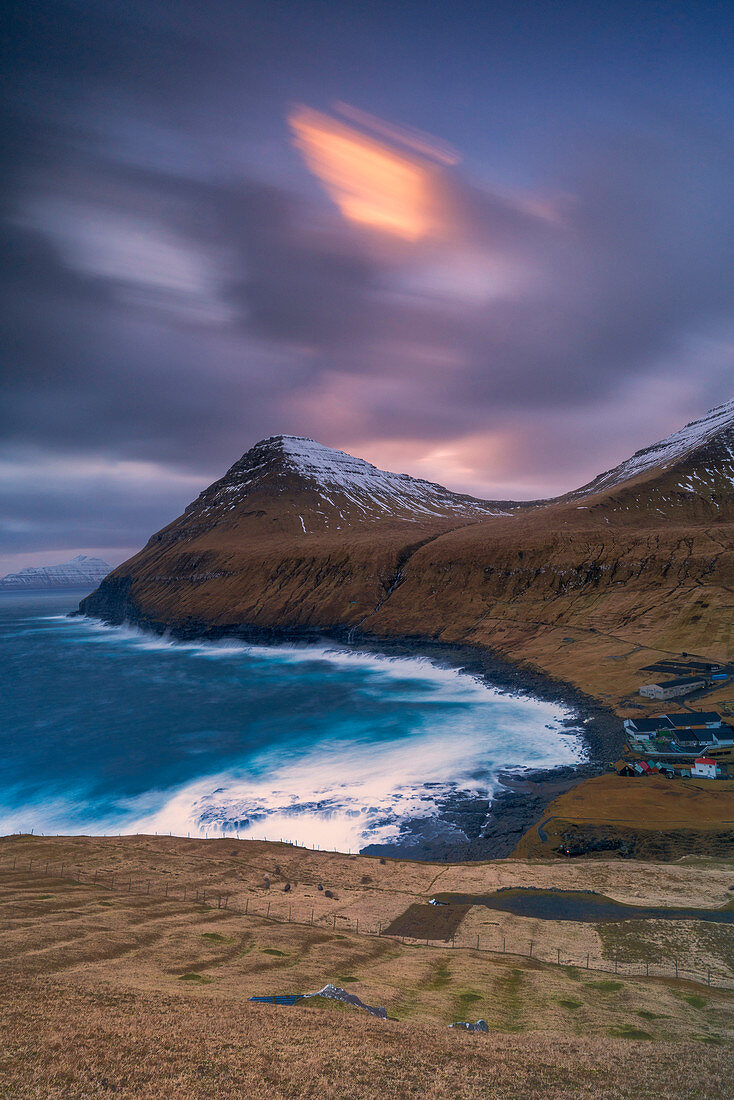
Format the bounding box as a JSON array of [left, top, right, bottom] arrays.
[[691, 757, 718, 779]]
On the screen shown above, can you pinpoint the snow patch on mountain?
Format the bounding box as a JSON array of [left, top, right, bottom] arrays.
[[0, 555, 111, 590], [574, 398, 734, 497], [191, 435, 511, 526]]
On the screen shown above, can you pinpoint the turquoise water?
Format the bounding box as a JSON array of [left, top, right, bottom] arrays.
[[0, 590, 583, 851]]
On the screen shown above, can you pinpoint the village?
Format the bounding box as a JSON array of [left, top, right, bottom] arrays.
[[616, 656, 734, 780]]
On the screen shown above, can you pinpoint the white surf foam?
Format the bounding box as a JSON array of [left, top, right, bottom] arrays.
[[9, 614, 585, 851]]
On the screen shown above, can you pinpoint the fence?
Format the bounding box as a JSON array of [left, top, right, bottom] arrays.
[[2, 856, 732, 992]]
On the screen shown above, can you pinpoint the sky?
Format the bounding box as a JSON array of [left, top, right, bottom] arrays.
[[2, 0, 734, 573]]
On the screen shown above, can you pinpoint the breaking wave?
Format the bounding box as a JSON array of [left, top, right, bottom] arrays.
[[0, 593, 585, 851]]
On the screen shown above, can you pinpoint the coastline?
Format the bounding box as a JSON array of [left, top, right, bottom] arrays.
[[74, 602, 623, 861]]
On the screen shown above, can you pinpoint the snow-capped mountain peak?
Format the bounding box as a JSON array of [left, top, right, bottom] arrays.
[[0, 554, 111, 590], [181, 434, 511, 534], [573, 398, 734, 499]]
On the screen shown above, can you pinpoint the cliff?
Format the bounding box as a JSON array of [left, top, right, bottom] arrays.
[[80, 403, 734, 712]]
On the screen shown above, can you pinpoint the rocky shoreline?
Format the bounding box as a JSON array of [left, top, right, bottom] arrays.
[[75, 595, 624, 862], [347, 635, 621, 861]]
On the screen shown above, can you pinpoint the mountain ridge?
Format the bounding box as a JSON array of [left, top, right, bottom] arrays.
[[1, 554, 111, 591], [80, 398, 734, 712]]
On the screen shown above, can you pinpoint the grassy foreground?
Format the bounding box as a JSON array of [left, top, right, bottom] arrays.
[[2, 834, 733, 1098]]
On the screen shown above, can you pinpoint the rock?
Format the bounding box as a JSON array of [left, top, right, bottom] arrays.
[[449, 1019, 489, 1033], [306, 984, 387, 1019]]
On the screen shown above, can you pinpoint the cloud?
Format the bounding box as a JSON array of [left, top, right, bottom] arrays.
[[2, 22, 734, 562], [288, 104, 444, 241]]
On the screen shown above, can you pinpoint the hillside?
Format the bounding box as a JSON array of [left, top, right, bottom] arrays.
[[80, 400, 734, 712], [2, 834, 732, 1098]]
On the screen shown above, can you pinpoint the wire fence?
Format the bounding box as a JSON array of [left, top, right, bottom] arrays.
[[2, 855, 732, 992]]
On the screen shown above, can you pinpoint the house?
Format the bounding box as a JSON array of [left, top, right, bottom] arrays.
[[639, 676, 709, 700], [624, 712, 729, 742], [691, 757, 718, 779], [665, 712, 723, 730]]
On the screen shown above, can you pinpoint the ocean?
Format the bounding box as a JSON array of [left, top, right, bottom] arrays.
[[0, 590, 584, 852]]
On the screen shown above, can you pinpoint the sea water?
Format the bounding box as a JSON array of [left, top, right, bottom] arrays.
[[0, 590, 584, 851]]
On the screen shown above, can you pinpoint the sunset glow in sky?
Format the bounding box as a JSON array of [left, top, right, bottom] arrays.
[[2, 1, 734, 572]]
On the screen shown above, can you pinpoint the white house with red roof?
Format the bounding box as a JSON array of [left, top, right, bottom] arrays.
[[691, 757, 718, 779]]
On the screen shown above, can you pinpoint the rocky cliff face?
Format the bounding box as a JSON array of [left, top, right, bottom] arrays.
[[80, 404, 734, 708]]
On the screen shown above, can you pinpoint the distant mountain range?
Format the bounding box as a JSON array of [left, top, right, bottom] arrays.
[[1, 554, 111, 591], [80, 399, 734, 710]]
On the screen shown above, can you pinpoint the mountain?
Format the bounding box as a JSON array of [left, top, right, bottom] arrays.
[[80, 403, 734, 711], [567, 397, 734, 519], [1, 555, 111, 591], [157, 434, 512, 545]]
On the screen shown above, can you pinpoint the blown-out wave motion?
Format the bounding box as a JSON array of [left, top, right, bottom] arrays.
[[0, 592, 584, 851]]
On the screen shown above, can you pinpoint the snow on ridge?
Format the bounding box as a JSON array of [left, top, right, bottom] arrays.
[[576, 397, 734, 496], [0, 554, 111, 590], [272, 435, 506, 517], [193, 433, 510, 522]]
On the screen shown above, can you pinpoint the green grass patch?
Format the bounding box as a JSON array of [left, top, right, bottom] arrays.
[[636, 1010, 663, 1020], [178, 972, 212, 984], [453, 990, 483, 1016], [558, 999, 582, 1011], [262, 948, 287, 957], [586, 980, 623, 992], [610, 1025, 652, 1040], [98, 901, 114, 907], [492, 968, 524, 1032], [426, 959, 451, 991], [201, 932, 231, 943], [682, 994, 707, 1009], [337, 976, 359, 983]]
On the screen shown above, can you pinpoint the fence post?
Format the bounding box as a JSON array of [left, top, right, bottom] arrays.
[[674, 959, 678, 979], [266, 901, 270, 917], [707, 968, 711, 987], [503, 936, 506, 953], [183, 886, 186, 901], [529, 941, 533, 958], [245, 897, 248, 914], [646, 961, 649, 977], [311, 908, 314, 925], [476, 935, 480, 951], [586, 953, 589, 969]]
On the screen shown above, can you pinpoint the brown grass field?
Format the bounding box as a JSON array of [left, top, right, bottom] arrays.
[[513, 774, 734, 860], [2, 834, 733, 1097]]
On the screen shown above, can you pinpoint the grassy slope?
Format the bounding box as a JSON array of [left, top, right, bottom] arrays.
[[513, 775, 734, 859], [2, 835, 733, 1097], [82, 496, 734, 717]]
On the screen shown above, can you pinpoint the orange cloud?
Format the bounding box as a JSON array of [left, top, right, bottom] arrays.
[[288, 105, 443, 241], [333, 102, 461, 166]]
